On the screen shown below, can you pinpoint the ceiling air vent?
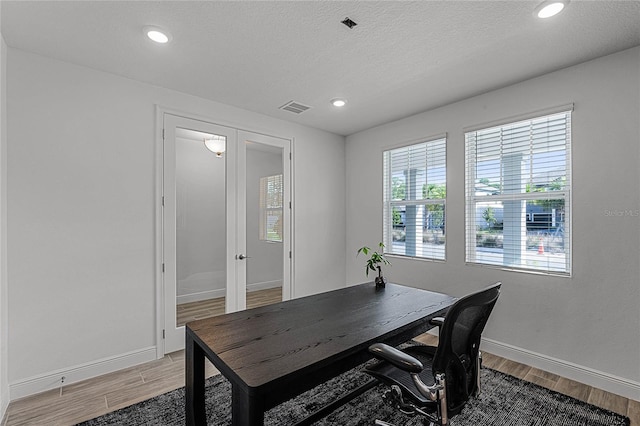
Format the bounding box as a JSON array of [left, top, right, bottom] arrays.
[[341, 17, 357, 29], [279, 101, 311, 115]]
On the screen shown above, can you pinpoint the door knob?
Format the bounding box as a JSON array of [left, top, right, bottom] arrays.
[[237, 254, 251, 260]]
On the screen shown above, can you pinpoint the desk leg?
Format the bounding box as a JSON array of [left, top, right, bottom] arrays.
[[186, 332, 206, 425], [232, 384, 264, 426]]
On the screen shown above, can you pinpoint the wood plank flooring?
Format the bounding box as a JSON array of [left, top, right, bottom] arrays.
[[176, 286, 283, 327], [3, 313, 637, 425]]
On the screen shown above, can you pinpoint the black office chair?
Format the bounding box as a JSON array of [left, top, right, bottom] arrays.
[[365, 282, 501, 426]]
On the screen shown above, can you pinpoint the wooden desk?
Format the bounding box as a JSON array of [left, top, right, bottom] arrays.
[[185, 282, 456, 425]]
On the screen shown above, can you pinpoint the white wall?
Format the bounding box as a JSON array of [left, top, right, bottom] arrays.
[[0, 27, 9, 418], [346, 47, 640, 400], [5, 48, 346, 397]]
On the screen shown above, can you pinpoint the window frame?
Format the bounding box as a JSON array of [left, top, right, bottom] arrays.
[[259, 173, 284, 243], [382, 135, 447, 262], [464, 106, 573, 276]]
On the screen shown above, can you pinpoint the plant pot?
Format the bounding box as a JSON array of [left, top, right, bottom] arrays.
[[375, 276, 387, 288]]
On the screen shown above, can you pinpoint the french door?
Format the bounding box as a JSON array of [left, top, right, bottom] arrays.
[[161, 113, 291, 353]]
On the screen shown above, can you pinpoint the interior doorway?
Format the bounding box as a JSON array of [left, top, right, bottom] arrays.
[[160, 113, 292, 354]]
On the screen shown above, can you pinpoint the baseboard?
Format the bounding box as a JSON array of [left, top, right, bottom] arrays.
[[177, 281, 281, 305], [247, 280, 282, 292], [177, 288, 224, 305], [481, 337, 640, 401], [0, 393, 8, 425], [8, 346, 157, 401]]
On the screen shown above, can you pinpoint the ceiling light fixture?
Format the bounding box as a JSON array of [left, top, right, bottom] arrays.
[[204, 136, 226, 157], [144, 26, 172, 44], [535, 1, 568, 18], [331, 98, 347, 107]]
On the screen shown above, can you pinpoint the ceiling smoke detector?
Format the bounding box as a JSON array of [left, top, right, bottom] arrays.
[[341, 17, 357, 29]]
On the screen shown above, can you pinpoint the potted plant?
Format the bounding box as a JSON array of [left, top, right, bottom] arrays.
[[357, 242, 391, 288]]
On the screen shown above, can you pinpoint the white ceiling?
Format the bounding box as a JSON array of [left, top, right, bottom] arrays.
[[2, 1, 639, 136]]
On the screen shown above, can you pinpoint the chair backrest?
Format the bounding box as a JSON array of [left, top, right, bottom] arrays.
[[432, 282, 501, 415]]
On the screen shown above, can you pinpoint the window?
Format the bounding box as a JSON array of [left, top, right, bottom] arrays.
[[259, 174, 283, 242], [465, 109, 572, 275], [383, 137, 446, 260]]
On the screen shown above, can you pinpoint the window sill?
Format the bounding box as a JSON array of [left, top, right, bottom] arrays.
[[465, 261, 571, 278]]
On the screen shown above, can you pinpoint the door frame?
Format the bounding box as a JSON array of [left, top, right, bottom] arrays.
[[154, 106, 295, 358]]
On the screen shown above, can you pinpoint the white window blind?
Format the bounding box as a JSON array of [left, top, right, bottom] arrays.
[[383, 137, 446, 260], [465, 111, 571, 275], [259, 174, 283, 242]]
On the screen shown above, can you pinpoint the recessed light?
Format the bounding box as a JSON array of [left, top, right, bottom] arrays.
[[144, 26, 172, 44], [331, 98, 347, 107], [535, 1, 568, 18]]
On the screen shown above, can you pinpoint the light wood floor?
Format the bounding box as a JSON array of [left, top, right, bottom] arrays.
[[3, 328, 638, 425], [176, 287, 283, 327]]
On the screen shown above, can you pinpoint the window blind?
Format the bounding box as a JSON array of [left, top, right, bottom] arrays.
[[259, 174, 283, 242], [465, 111, 571, 275], [383, 137, 446, 260]]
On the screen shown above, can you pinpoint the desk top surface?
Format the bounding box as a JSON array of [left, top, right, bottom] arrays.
[[186, 282, 455, 390]]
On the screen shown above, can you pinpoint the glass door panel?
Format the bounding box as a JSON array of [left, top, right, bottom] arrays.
[[163, 114, 236, 353], [238, 131, 291, 310], [175, 127, 227, 327]]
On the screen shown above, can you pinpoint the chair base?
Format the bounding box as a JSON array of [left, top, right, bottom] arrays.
[[376, 383, 445, 426]]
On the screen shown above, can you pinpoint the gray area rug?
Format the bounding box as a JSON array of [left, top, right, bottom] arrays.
[[77, 366, 629, 425]]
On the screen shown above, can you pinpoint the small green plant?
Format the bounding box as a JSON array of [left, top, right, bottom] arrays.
[[357, 242, 391, 278]]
